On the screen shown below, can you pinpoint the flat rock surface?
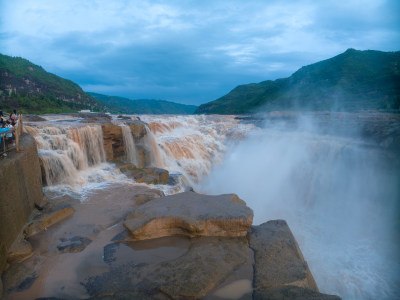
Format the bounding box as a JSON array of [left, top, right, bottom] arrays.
[[124, 191, 253, 240], [82, 237, 251, 299]]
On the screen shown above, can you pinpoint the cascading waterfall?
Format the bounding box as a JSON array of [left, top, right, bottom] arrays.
[[121, 125, 138, 165], [139, 115, 256, 188], [25, 124, 108, 186]]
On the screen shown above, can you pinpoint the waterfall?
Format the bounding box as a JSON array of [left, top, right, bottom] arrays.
[[121, 125, 137, 165], [141, 125, 167, 168], [139, 115, 256, 188], [25, 124, 107, 186]]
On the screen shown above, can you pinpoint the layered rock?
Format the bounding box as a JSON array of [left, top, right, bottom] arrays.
[[124, 192, 253, 240], [249, 220, 341, 299]]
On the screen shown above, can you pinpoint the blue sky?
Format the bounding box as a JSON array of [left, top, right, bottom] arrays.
[[1, 0, 399, 105]]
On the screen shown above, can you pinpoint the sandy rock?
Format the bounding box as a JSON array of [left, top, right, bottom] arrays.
[[249, 220, 341, 299], [57, 236, 92, 253], [24, 204, 75, 237], [82, 237, 250, 299], [6, 233, 33, 263], [124, 192, 253, 240]]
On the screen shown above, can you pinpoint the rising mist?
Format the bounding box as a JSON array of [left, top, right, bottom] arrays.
[[199, 112, 400, 299]]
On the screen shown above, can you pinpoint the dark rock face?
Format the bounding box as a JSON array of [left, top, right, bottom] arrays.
[[123, 192, 254, 240], [82, 237, 250, 299], [0, 134, 43, 271], [249, 220, 341, 299]]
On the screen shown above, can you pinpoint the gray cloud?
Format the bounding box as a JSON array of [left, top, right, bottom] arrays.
[[1, 0, 399, 105]]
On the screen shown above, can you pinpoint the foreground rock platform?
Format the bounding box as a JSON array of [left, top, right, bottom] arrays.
[[0, 186, 341, 300], [123, 191, 254, 240]]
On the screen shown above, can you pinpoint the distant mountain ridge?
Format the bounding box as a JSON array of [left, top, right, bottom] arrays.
[[196, 49, 400, 114], [0, 54, 196, 115], [89, 92, 197, 114], [0, 54, 110, 114]]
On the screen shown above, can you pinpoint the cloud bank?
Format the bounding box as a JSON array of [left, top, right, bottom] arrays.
[[1, 0, 399, 105]]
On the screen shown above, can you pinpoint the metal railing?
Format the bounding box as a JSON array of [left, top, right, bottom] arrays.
[[0, 114, 24, 155]]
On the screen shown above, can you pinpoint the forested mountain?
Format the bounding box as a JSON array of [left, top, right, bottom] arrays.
[[196, 49, 400, 114], [0, 54, 110, 114], [89, 92, 197, 114]]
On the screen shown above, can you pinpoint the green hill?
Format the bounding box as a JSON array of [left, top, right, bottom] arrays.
[[196, 49, 400, 114], [0, 54, 110, 114], [89, 92, 197, 114]]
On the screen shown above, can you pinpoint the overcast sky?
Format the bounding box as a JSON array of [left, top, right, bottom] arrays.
[[1, 0, 399, 105]]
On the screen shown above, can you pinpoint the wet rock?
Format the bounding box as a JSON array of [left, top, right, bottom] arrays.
[[124, 192, 253, 240], [24, 204, 75, 237], [101, 121, 148, 162], [57, 236, 92, 253], [2, 263, 38, 293], [117, 115, 131, 120], [119, 164, 169, 185], [82, 237, 250, 299], [249, 220, 341, 299], [24, 114, 47, 122], [132, 189, 165, 205], [101, 123, 124, 161], [127, 120, 147, 140], [7, 233, 33, 263]]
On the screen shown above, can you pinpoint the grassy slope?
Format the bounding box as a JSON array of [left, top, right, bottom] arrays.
[[196, 49, 400, 114], [0, 54, 109, 114]]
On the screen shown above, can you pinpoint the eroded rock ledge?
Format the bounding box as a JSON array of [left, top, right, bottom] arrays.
[[123, 191, 254, 240]]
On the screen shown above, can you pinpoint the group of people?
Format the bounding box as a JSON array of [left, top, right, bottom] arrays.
[[0, 109, 18, 127], [0, 109, 18, 151]]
